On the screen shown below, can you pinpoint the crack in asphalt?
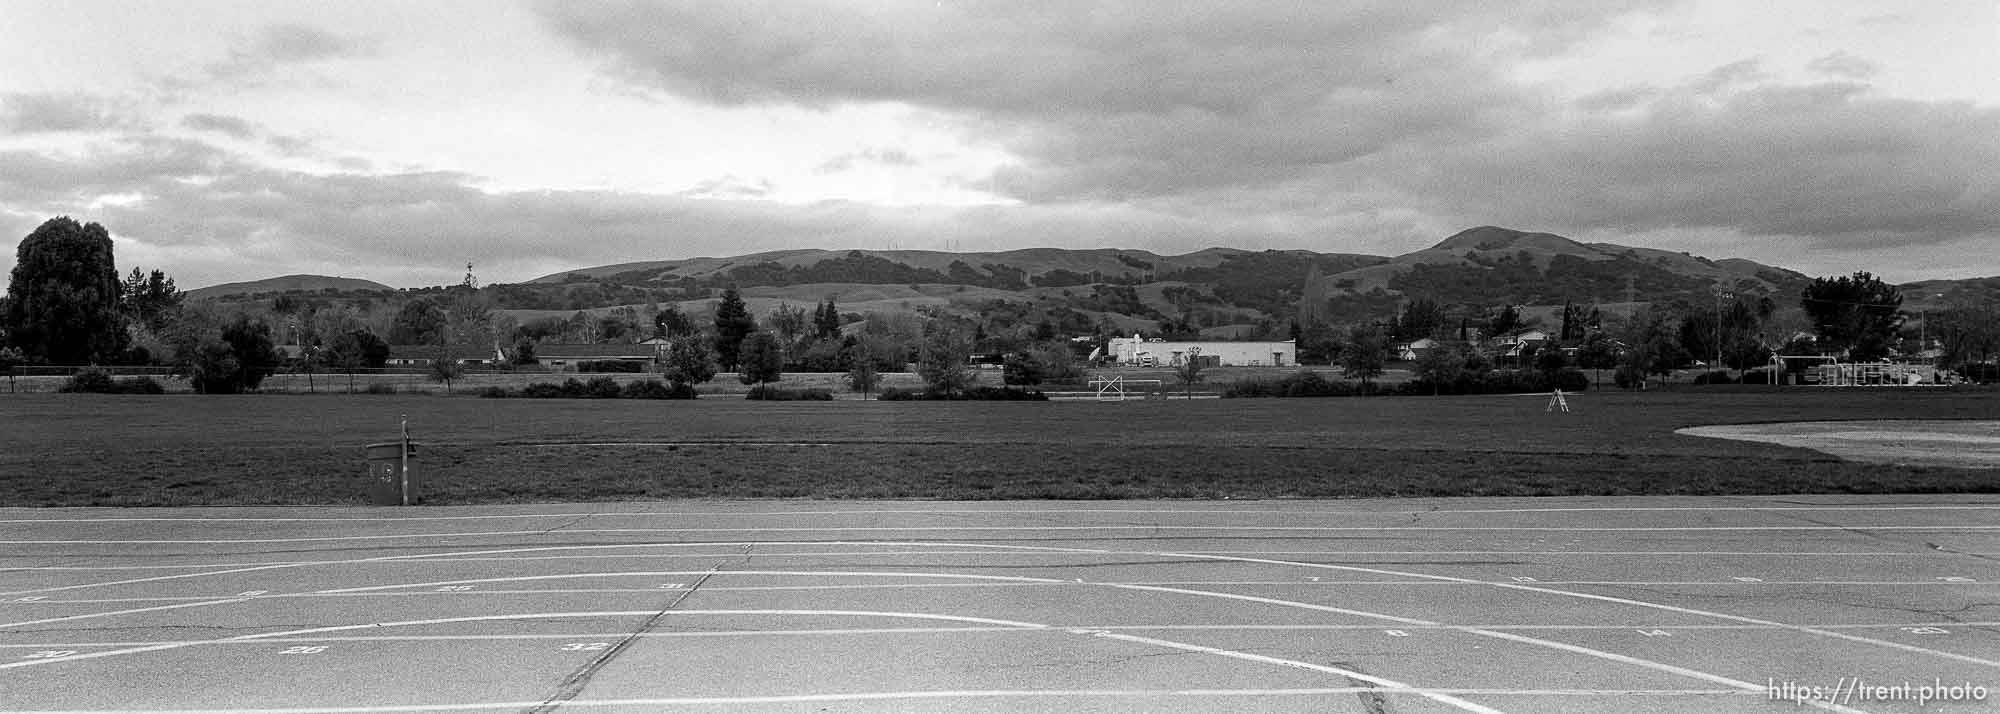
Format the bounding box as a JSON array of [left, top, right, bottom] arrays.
[[525, 546, 748, 714]]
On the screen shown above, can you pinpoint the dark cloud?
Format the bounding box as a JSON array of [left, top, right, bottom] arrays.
[[0, 136, 233, 205], [537, 0, 1663, 201], [181, 113, 259, 139], [1363, 79, 2000, 254], [0, 134, 1242, 288], [0, 92, 129, 133]]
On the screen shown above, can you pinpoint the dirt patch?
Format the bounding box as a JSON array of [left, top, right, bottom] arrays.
[[1679, 420, 2000, 469]]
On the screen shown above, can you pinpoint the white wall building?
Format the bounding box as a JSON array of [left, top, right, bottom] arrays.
[[1108, 335, 1296, 367]]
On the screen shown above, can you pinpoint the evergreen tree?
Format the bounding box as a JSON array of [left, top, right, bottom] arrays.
[[814, 297, 843, 339], [713, 286, 755, 371], [4, 217, 128, 364]]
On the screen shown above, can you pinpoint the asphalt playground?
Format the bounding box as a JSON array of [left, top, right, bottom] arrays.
[[2, 497, 1997, 713]]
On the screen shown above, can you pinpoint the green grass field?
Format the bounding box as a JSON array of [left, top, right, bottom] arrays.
[[0, 388, 1993, 506]]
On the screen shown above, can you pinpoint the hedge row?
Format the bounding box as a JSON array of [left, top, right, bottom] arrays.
[[877, 386, 1048, 401], [479, 377, 696, 400], [58, 369, 167, 394], [745, 385, 834, 401]]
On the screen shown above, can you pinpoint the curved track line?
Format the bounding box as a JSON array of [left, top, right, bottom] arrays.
[[0, 609, 1500, 713], [8, 523, 1998, 544], [13, 536, 1986, 703], [307, 568, 1858, 713], [1143, 548, 2000, 671], [4, 501, 1998, 524]]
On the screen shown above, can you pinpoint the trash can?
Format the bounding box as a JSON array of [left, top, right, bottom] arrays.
[[363, 441, 419, 506]]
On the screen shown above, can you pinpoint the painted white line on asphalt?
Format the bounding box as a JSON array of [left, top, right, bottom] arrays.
[[0, 609, 1502, 712], [13, 621, 2000, 649], [12, 549, 1976, 571], [107, 565, 1865, 713], [9, 523, 2000, 544], [1145, 549, 2000, 671], [0, 688, 1762, 713], [1087, 631, 1505, 713], [0, 598, 252, 629], [313, 570, 1070, 593], [1097, 581, 1866, 714], [4, 502, 1996, 524]]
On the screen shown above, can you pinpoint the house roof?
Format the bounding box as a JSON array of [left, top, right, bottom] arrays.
[[386, 344, 501, 360], [535, 343, 663, 359]]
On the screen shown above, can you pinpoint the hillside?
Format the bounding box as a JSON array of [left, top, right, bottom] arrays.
[[194, 228, 1993, 340], [186, 274, 393, 300]]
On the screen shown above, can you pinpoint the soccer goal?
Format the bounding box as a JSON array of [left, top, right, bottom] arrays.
[[1087, 376, 1164, 401]]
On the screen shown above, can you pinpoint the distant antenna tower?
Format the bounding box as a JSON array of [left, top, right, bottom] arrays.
[[462, 262, 479, 290]]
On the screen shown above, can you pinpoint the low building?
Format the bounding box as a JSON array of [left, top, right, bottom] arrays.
[[1395, 337, 1439, 361], [536, 342, 667, 371], [1107, 334, 1296, 367]]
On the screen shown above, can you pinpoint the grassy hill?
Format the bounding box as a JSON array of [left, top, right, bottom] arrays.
[[186, 274, 393, 300]]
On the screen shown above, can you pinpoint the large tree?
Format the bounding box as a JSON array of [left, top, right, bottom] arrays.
[[389, 297, 448, 345], [1931, 304, 2000, 379], [4, 217, 129, 364], [1801, 271, 1904, 361], [916, 327, 974, 396], [736, 331, 784, 386], [1341, 323, 1390, 394], [660, 334, 718, 396], [712, 286, 756, 371]]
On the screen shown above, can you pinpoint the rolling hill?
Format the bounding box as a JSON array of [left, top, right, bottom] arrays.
[[185, 274, 394, 300]]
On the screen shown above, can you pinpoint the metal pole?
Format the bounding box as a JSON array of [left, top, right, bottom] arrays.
[[399, 414, 410, 507]]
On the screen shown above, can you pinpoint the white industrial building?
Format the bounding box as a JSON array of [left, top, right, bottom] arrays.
[[1106, 335, 1297, 367]]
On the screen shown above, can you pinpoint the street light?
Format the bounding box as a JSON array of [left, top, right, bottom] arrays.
[[1715, 291, 1733, 374]]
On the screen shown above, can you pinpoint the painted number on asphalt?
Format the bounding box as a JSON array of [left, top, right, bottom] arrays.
[[237, 590, 269, 597], [10, 596, 46, 602], [1731, 577, 1763, 582], [1510, 577, 1538, 583], [1939, 577, 1977, 583], [561, 642, 612, 652], [435, 585, 476, 592], [1901, 627, 1950, 635], [656, 583, 686, 589], [22, 651, 76, 659], [1384, 630, 1410, 637], [1637, 630, 1672, 637], [280, 646, 328, 654]]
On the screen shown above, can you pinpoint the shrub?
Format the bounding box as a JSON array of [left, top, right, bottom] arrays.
[[364, 383, 398, 395], [577, 360, 645, 373], [584, 376, 623, 398], [519, 382, 568, 398], [1692, 370, 1736, 385], [477, 386, 512, 398], [1739, 369, 1773, 385], [1223, 370, 1355, 398], [746, 385, 834, 401], [875, 386, 1045, 401], [118, 376, 166, 394], [621, 379, 687, 399], [59, 369, 117, 393]]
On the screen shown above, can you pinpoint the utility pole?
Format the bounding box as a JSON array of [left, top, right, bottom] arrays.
[[1715, 290, 1733, 373]]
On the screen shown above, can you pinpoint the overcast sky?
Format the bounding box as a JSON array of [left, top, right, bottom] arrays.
[[2, 1, 1995, 290]]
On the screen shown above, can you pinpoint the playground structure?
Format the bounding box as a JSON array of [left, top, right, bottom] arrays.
[[1771, 355, 1945, 386]]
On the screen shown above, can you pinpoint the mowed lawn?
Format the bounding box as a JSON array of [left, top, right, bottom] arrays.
[[0, 388, 1994, 506]]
